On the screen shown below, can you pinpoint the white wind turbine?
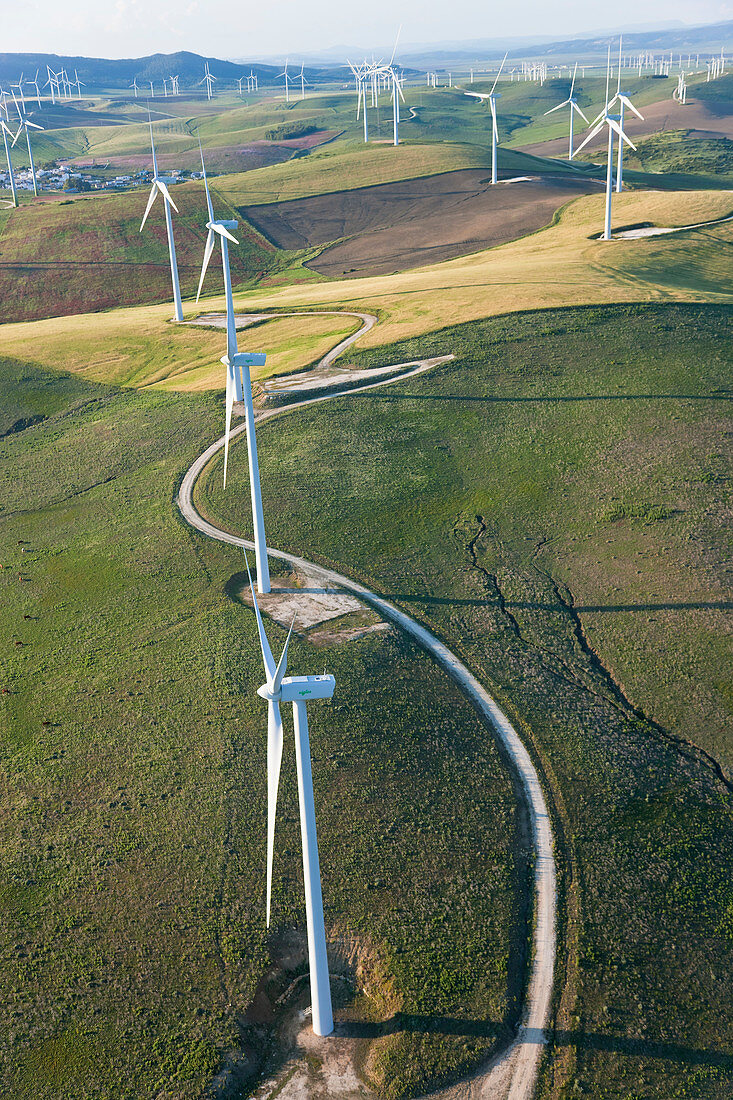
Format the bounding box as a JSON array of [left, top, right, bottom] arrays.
[[27, 71, 42, 108], [278, 59, 293, 103], [298, 62, 311, 100], [575, 48, 637, 240], [196, 143, 271, 594], [45, 66, 58, 105], [543, 63, 589, 160], [603, 38, 644, 193], [200, 62, 216, 100], [1, 119, 19, 206], [140, 117, 183, 322], [12, 114, 43, 196], [130, 77, 139, 98], [73, 69, 85, 101], [246, 553, 335, 1037], [465, 51, 508, 184]]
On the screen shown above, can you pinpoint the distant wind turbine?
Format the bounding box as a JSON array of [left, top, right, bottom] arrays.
[[601, 39, 644, 193], [12, 114, 43, 196], [1, 119, 19, 206], [575, 47, 637, 240], [465, 51, 508, 184], [196, 142, 271, 594], [129, 77, 139, 98], [298, 62, 311, 100], [140, 117, 183, 322], [200, 62, 216, 100], [246, 552, 335, 1036], [543, 63, 589, 161], [278, 59, 293, 103]]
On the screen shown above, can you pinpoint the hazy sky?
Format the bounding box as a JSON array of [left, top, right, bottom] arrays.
[[3, 0, 731, 59]]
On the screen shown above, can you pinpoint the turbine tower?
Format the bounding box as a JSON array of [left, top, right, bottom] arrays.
[[246, 554, 335, 1037], [298, 62, 311, 100], [575, 48, 636, 240], [200, 62, 216, 100], [278, 59, 293, 103], [602, 40, 644, 193], [543, 63, 589, 160], [196, 143, 271, 594], [465, 51, 508, 184], [140, 118, 184, 322], [12, 115, 43, 196], [1, 120, 19, 206]]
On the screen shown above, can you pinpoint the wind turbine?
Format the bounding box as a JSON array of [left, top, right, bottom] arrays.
[[465, 51, 507, 184], [298, 62, 311, 101], [27, 71, 42, 108], [140, 117, 183, 322], [12, 115, 43, 196], [278, 59, 293, 103], [200, 62, 216, 100], [1, 120, 19, 206], [385, 26, 404, 146], [196, 143, 271, 594], [575, 48, 637, 240], [543, 63, 589, 160], [73, 69, 85, 101], [246, 553, 335, 1037], [603, 38, 644, 193], [130, 77, 139, 98], [149, 81, 155, 98]]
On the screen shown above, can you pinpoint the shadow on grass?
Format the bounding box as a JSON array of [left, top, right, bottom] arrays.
[[338, 1014, 733, 1069], [375, 392, 733, 403], [385, 593, 733, 614]]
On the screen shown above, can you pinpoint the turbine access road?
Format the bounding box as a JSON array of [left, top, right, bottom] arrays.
[[177, 317, 557, 1100]]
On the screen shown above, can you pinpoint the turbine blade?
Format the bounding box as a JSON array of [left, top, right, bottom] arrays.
[[214, 222, 239, 245], [570, 61, 577, 98], [389, 24, 402, 66], [139, 183, 158, 231], [491, 51, 508, 94], [272, 616, 295, 692], [573, 120, 606, 157], [266, 699, 284, 927], [620, 95, 644, 120], [575, 103, 590, 124], [244, 550, 276, 682], [608, 117, 636, 149], [196, 229, 216, 303], [544, 100, 568, 115], [156, 178, 179, 213], [198, 137, 215, 222]]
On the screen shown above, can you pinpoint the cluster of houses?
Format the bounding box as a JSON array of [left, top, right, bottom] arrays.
[[0, 163, 203, 195]]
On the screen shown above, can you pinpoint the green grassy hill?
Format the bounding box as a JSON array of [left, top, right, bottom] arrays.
[[0, 355, 520, 1099], [200, 301, 733, 1099]]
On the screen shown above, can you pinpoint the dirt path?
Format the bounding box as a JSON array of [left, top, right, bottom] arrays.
[[177, 325, 557, 1100]]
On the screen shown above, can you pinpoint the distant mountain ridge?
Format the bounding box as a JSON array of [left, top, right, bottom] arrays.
[[0, 50, 343, 89]]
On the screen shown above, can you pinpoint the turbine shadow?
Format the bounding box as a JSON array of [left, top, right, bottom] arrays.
[[385, 595, 733, 613], [337, 1014, 733, 1069]]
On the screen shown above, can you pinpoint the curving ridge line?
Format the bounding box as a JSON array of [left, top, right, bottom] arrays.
[[177, 338, 557, 1100]]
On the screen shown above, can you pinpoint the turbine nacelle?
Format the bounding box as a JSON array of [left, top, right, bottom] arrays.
[[257, 675, 336, 704]]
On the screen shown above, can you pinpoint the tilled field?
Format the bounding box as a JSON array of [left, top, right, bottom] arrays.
[[242, 168, 602, 278]]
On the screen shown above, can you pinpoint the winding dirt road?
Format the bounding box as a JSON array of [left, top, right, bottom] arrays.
[[176, 318, 557, 1100]]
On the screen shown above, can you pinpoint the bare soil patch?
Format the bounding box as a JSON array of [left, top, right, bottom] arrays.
[[242, 169, 601, 278]]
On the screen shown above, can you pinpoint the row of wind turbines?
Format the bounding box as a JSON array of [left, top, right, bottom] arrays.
[[139, 117, 336, 1034], [464, 39, 642, 241]]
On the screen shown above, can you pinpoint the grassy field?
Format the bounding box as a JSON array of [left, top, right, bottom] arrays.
[[199, 302, 733, 1099], [0, 178, 314, 324], [0, 355, 523, 1099], [0, 306, 363, 388]]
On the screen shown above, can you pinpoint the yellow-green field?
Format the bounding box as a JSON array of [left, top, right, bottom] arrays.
[[2, 188, 727, 393], [0, 307, 361, 389]]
